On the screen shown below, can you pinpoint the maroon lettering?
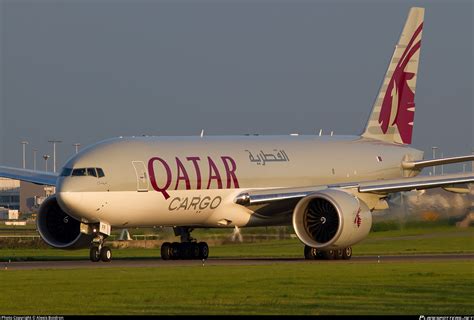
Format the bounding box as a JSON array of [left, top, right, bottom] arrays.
[[221, 156, 239, 188], [149, 155, 238, 198], [148, 157, 172, 199], [186, 156, 202, 190], [206, 157, 223, 189], [174, 157, 191, 190]]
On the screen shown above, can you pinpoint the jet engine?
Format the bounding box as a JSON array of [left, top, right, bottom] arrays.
[[37, 196, 92, 249], [292, 189, 372, 249]]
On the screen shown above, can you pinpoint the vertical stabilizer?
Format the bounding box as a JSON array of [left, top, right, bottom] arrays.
[[362, 7, 424, 144]]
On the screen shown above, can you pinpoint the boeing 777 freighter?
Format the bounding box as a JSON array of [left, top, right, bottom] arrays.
[[1, 7, 473, 262]]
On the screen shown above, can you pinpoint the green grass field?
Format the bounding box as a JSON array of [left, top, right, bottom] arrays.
[[0, 261, 472, 315], [0, 224, 472, 315]]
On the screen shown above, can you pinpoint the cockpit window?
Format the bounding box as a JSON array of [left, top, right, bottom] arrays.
[[97, 168, 105, 178], [61, 168, 73, 177], [72, 168, 87, 176], [87, 168, 97, 177], [70, 167, 105, 178]]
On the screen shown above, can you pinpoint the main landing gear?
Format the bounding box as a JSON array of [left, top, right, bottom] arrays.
[[161, 227, 209, 260], [304, 245, 352, 260], [89, 233, 112, 263]]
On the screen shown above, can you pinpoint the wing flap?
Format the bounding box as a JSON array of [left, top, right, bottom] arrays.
[[0, 166, 58, 186]]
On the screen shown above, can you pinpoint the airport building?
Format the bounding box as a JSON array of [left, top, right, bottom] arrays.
[[0, 178, 20, 210], [20, 181, 55, 214], [0, 178, 54, 219]]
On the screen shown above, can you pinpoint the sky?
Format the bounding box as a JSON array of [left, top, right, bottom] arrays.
[[0, 0, 472, 172]]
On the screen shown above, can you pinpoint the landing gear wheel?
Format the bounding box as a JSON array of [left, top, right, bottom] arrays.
[[181, 243, 192, 260], [304, 245, 318, 260], [100, 246, 112, 262], [166, 227, 209, 260], [198, 242, 209, 259], [323, 249, 336, 260], [335, 249, 344, 260], [161, 242, 171, 260], [191, 243, 200, 259], [316, 250, 326, 260], [342, 247, 352, 260], [304, 245, 312, 260], [89, 246, 100, 262], [170, 242, 180, 259]]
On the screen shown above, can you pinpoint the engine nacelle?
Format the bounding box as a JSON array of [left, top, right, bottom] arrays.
[[37, 196, 92, 249], [292, 189, 372, 249]]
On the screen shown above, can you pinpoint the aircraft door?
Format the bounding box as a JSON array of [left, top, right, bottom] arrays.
[[132, 161, 149, 192]]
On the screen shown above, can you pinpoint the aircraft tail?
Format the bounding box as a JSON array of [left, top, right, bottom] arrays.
[[362, 7, 424, 145]]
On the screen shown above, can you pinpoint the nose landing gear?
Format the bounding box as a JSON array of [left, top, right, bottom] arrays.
[[89, 232, 112, 262], [161, 227, 209, 260]]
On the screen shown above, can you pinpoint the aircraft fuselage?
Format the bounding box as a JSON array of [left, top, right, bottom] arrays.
[[56, 135, 423, 228]]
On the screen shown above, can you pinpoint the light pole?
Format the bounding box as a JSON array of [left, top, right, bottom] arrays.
[[440, 152, 444, 175], [43, 154, 50, 172], [48, 140, 62, 173], [73, 143, 81, 154], [472, 149, 474, 173], [431, 146, 438, 175], [32, 149, 38, 171], [20, 141, 29, 169]]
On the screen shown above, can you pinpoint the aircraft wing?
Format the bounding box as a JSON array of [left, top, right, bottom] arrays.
[[357, 173, 473, 194], [401, 155, 474, 171], [235, 172, 474, 207], [0, 166, 58, 186]]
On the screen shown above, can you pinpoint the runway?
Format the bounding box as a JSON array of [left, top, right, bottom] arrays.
[[3, 254, 473, 270]]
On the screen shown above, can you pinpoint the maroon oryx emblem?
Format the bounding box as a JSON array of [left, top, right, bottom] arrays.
[[354, 208, 362, 228]]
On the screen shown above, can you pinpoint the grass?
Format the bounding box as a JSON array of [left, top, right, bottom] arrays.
[[0, 261, 472, 315], [0, 225, 472, 261], [0, 224, 472, 315]]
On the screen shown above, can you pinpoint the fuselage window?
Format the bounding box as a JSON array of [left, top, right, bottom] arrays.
[[97, 168, 105, 178], [72, 168, 87, 176], [61, 168, 73, 177], [87, 168, 97, 177]]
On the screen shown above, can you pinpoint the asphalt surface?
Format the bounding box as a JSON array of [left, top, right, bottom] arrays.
[[2, 254, 473, 270]]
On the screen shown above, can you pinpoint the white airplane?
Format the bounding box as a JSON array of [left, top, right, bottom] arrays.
[[1, 7, 473, 262]]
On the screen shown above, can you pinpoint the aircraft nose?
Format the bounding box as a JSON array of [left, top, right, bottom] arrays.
[[56, 191, 84, 218]]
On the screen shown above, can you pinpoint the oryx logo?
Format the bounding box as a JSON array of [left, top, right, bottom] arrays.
[[354, 208, 362, 228], [379, 23, 423, 144]]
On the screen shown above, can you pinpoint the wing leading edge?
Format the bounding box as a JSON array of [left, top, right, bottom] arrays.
[[235, 172, 474, 207], [401, 155, 474, 171], [358, 173, 473, 194], [0, 166, 58, 186]]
